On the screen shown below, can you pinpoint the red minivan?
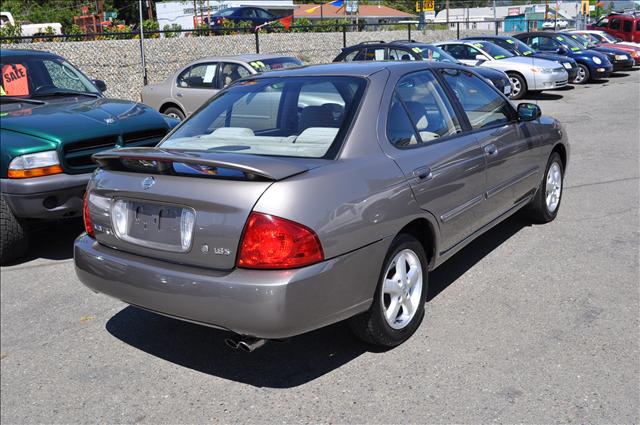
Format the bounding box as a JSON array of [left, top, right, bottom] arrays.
[[588, 13, 640, 43]]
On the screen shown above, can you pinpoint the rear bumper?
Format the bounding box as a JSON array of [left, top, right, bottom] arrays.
[[1, 173, 90, 219], [74, 234, 389, 339]]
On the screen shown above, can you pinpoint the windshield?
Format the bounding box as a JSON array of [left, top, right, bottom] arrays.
[[0, 56, 100, 98], [247, 57, 303, 73], [566, 33, 592, 48], [412, 44, 459, 63], [554, 34, 584, 51], [161, 76, 367, 159], [470, 41, 515, 59]]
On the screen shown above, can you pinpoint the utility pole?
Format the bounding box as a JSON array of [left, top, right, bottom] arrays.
[[446, 0, 450, 25], [493, 0, 497, 33], [138, 0, 148, 85], [147, 0, 154, 21], [418, 0, 424, 30]]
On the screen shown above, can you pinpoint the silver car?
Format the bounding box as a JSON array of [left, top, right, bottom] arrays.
[[140, 54, 302, 120], [435, 40, 569, 99], [76, 61, 569, 350]]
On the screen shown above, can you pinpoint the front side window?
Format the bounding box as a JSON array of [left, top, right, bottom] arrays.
[[442, 44, 483, 61], [388, 48, 416, 61], [622, 20, 632, 33], [256, 9, 272, 19], [470, 41, 514, 59], [219, 62, 251, 86], [610, 18, 620, 30], [386, 70, 461, 147], [177, 63, 218, 89], [161, 76, 366, 159], [440, 69, 514, 130], [530, 36, 558, 51]]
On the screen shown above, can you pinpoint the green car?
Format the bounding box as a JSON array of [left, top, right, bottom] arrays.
[[1, 49, 179, 264]]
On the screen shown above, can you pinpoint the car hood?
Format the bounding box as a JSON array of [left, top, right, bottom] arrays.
[[497, 56, 563, 69], [0, 97, 172, 145], [590, 46, 632, 56], [532, 52, 576, 65]]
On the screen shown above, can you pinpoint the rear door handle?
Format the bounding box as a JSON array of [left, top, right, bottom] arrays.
[[412, 166, 433, 181], [484, 143, 498, 156]]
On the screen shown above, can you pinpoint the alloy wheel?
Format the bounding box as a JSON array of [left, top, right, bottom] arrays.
[[381, 249, 423, 330], [545, 162, 562, 213]]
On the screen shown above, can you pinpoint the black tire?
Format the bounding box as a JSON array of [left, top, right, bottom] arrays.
[[525, 152, 564, 223], [349, 233, 429, 347], [0, 196, 29, 265], [507, 72, 527, 100], [163, 106, 185, 121], [573, 64, 590, 84]]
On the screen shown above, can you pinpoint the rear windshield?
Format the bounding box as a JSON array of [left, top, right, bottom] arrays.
[[248, 57, 303, 73], [161, 76, 366, 159]]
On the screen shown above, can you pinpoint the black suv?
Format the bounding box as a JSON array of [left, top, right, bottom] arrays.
[[333, 40, 513, 97]]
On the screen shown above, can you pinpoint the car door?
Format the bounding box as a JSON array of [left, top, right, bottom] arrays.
[[381, 69, 488, 251], [439, 68, 543, 222], [173, 62, 220, 115]]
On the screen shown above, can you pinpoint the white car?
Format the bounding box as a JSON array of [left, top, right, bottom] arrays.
[[542, 20, 568, 30], [435, 40, 569, 100], [568, 29, 640, 48], [0, 11, 62, 38]]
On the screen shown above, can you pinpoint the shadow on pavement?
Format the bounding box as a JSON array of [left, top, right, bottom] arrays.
[[3, 219, 82, 266], [608, 72, 630, 78], [523, 92, 564, 101], [106, 214, 531, 387]]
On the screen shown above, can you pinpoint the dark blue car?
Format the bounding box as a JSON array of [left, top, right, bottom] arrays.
[[209, 6, 275, 30], [559, 32, 635, 72], [514, 32, 613, 84], [463, 35, 579, 83]]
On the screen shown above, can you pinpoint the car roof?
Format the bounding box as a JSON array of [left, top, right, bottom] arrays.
[[0, 49, 62, 60], [248, 60, 467, 79], [187, 54, 298, 64], [463, 35, 511, 40]]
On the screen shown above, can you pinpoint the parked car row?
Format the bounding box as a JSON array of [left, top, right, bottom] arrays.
[[6, 20, 634, 348]]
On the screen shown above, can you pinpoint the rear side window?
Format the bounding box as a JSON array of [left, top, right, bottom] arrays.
[[610, 18, 621, 30], [622, 20, 632, 33], [440, 69, 514, 130], [386, 70, 461, 147], [637, 20, 640, 31]]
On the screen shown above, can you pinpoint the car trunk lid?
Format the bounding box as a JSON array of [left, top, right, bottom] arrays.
[[87, 147, 328, 270]]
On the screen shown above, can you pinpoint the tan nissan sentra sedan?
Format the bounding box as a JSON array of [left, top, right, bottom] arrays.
[[141, 54, 302, 121], [76, 61, 569, 351]]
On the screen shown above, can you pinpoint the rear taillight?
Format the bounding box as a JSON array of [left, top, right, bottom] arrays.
[[237, 212, 324, 269], [83, 192, 94, 238]]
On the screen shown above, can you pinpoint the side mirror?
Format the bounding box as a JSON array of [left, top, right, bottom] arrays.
[[517, 103, 541, 121], [92, 79, 107, 92], [556, 46, 568, 54], [475, 54, 487, 62]]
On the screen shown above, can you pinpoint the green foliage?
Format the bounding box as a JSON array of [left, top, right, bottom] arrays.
[[142, 19, 159, 38], [162, 23, 182, 38], [0, 22, 22, 42]]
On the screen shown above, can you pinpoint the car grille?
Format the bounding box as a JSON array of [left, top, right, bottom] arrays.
[[62, 129, 168, 171]]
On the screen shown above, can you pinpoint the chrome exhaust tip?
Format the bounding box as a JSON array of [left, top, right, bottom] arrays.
[[236, 338, 267, 353]]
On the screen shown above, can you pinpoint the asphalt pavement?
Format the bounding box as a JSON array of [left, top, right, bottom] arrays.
[[1, 69, 638, 424]]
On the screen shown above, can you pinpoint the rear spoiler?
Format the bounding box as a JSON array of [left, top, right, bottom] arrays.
[[92, 147, 315, 181]]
